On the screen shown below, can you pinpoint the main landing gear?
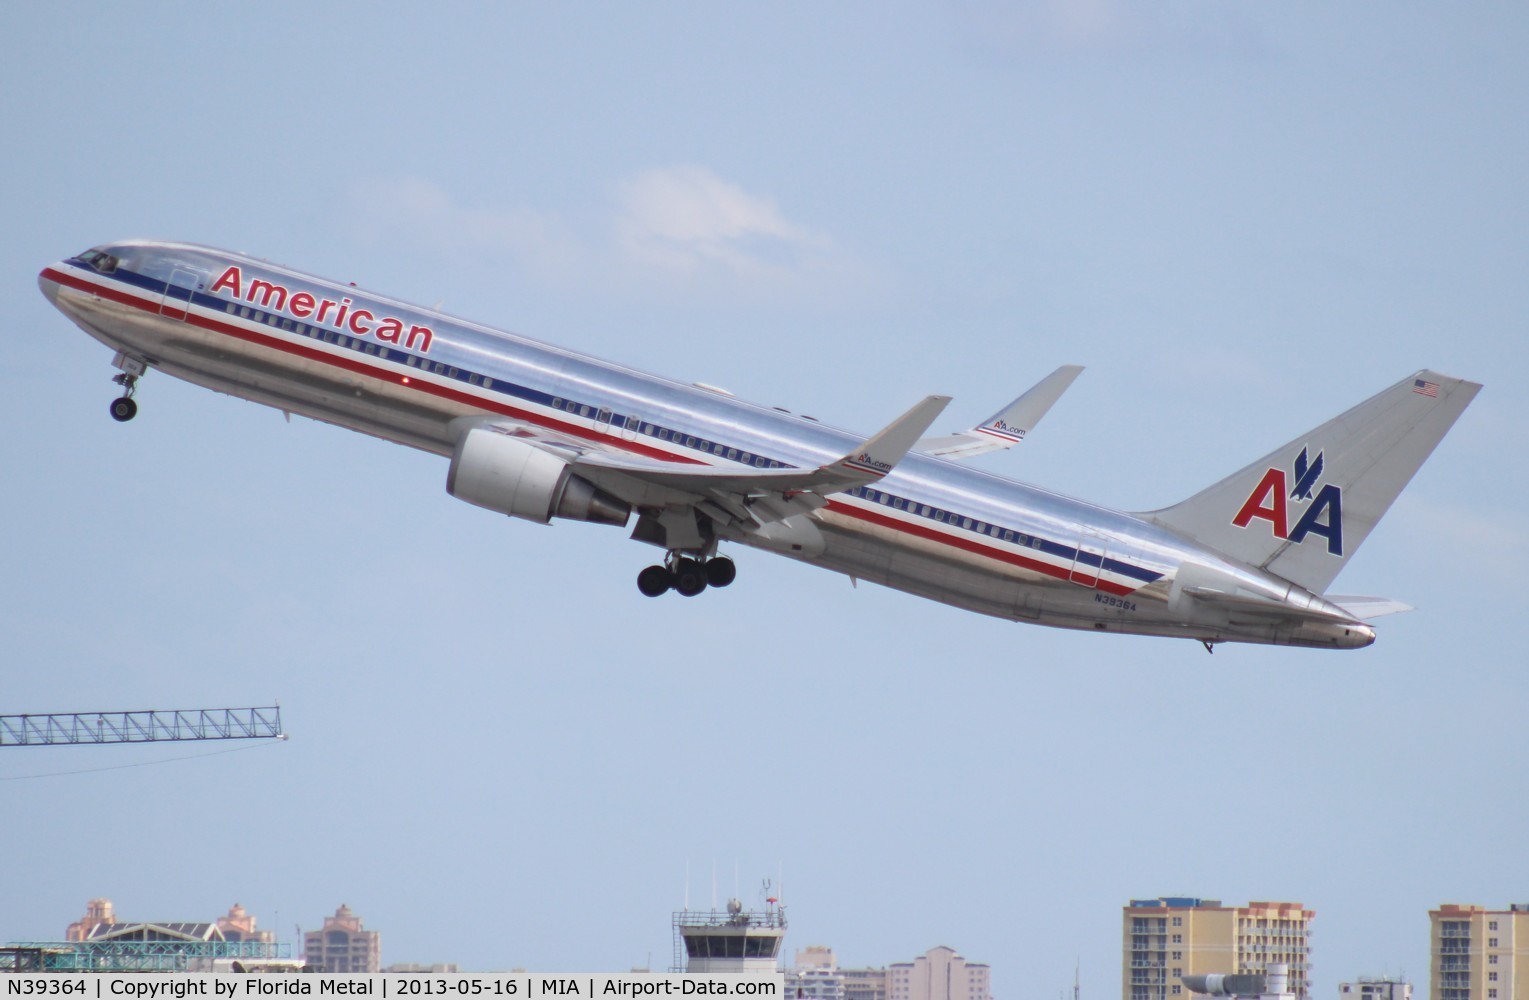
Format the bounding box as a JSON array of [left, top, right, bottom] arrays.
[[108, 353, 147, 423], [637, 554, 737, 598]]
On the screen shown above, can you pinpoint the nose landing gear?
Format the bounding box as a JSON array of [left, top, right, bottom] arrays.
[[108, 353, 147, 423], [636, 553, 737, 598], [109, 374, 139, 422]]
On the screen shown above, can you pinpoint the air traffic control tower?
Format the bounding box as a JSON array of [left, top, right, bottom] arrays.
[[672, 898, 785, 973]]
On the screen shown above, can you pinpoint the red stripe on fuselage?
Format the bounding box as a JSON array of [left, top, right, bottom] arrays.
[[44, 264, 1139, 597], [824, 498, 1136, 597], [42, 265, 701, 465]]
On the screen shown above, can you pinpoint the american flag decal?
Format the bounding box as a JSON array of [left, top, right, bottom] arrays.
[[1413, 379, 1440, 397]]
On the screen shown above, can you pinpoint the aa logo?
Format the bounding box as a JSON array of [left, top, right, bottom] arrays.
[[1232, 446, 1343, 556]]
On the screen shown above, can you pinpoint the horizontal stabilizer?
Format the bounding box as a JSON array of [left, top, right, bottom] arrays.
[[917, 365, 1082, 459], [1325, 596, 1414, 620], [1182, 587, 1362, 626]]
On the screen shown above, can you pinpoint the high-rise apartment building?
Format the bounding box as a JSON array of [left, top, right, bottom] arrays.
[[1430, 904, 1529, 1000], [1123, 898, 1314, 1000], [304, 904, 380, 973]]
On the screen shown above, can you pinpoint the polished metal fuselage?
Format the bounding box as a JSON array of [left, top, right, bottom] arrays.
[[38, 241, 1374, 649]]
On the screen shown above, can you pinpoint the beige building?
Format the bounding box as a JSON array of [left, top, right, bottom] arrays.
[[1431, 904, 1529, 1000], [67, 899, 117, 941], [783, 946, 881, 1000], [843, 965, 891, 1000], [215, 903, 274, 943], [784, 945, 983, 1000], [889, 946, 991, 1000], [304, 904, 380, 973], [1124, 898, 1314, 1000], [785, 947, 849, 1000]]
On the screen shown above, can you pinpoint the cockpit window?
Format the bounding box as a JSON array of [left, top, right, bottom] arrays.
[[76, 248, 119, 273]]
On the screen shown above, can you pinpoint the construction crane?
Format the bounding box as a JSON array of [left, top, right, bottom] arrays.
[[0, 706, 284, 747]]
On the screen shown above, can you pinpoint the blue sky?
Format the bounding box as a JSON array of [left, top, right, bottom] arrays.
[[2, 1, 1525, 992]]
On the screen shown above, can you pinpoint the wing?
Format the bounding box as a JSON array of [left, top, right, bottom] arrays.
[[453, 395, 951, 536], [570, 394, 950, 522], [915, 365, 1082, 460]]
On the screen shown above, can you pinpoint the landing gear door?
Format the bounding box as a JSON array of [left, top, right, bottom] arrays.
[[160, 267, 203, 321]]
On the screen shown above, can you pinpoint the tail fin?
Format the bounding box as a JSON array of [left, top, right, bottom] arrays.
[[1140, 370, 1481, 592]]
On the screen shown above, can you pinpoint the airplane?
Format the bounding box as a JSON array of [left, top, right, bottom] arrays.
[[38, 241, 1481, 651]]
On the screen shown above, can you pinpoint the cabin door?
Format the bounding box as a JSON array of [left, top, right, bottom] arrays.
[[1069, 528, 1109, 589], [159, 268, 202, 321]]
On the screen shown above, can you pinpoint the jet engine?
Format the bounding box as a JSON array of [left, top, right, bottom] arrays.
[[447, 426, 631, 527]]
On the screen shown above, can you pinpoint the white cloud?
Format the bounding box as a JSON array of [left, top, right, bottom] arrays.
[[614, 165, 825, 275], [343, 169, 870, 306], [345, 176, 580, 282]]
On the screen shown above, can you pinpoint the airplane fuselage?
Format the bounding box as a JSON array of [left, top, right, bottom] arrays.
[[39, 241, 1380, 649]]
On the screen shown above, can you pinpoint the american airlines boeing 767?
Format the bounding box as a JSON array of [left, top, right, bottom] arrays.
[[39, 242, 1480, 650]]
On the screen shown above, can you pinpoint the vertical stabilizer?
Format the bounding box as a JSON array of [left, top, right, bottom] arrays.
[[1139, 371, 1480, 592]]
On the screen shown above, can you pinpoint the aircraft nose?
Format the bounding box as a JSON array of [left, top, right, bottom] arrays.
[[38, 266, 61, 307]]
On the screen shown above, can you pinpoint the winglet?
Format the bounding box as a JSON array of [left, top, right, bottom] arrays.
[[820, 395, 952, 485], [917, 365, 1083, 459]]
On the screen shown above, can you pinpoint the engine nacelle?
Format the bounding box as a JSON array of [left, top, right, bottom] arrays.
[[447, 427, 631, 527]]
